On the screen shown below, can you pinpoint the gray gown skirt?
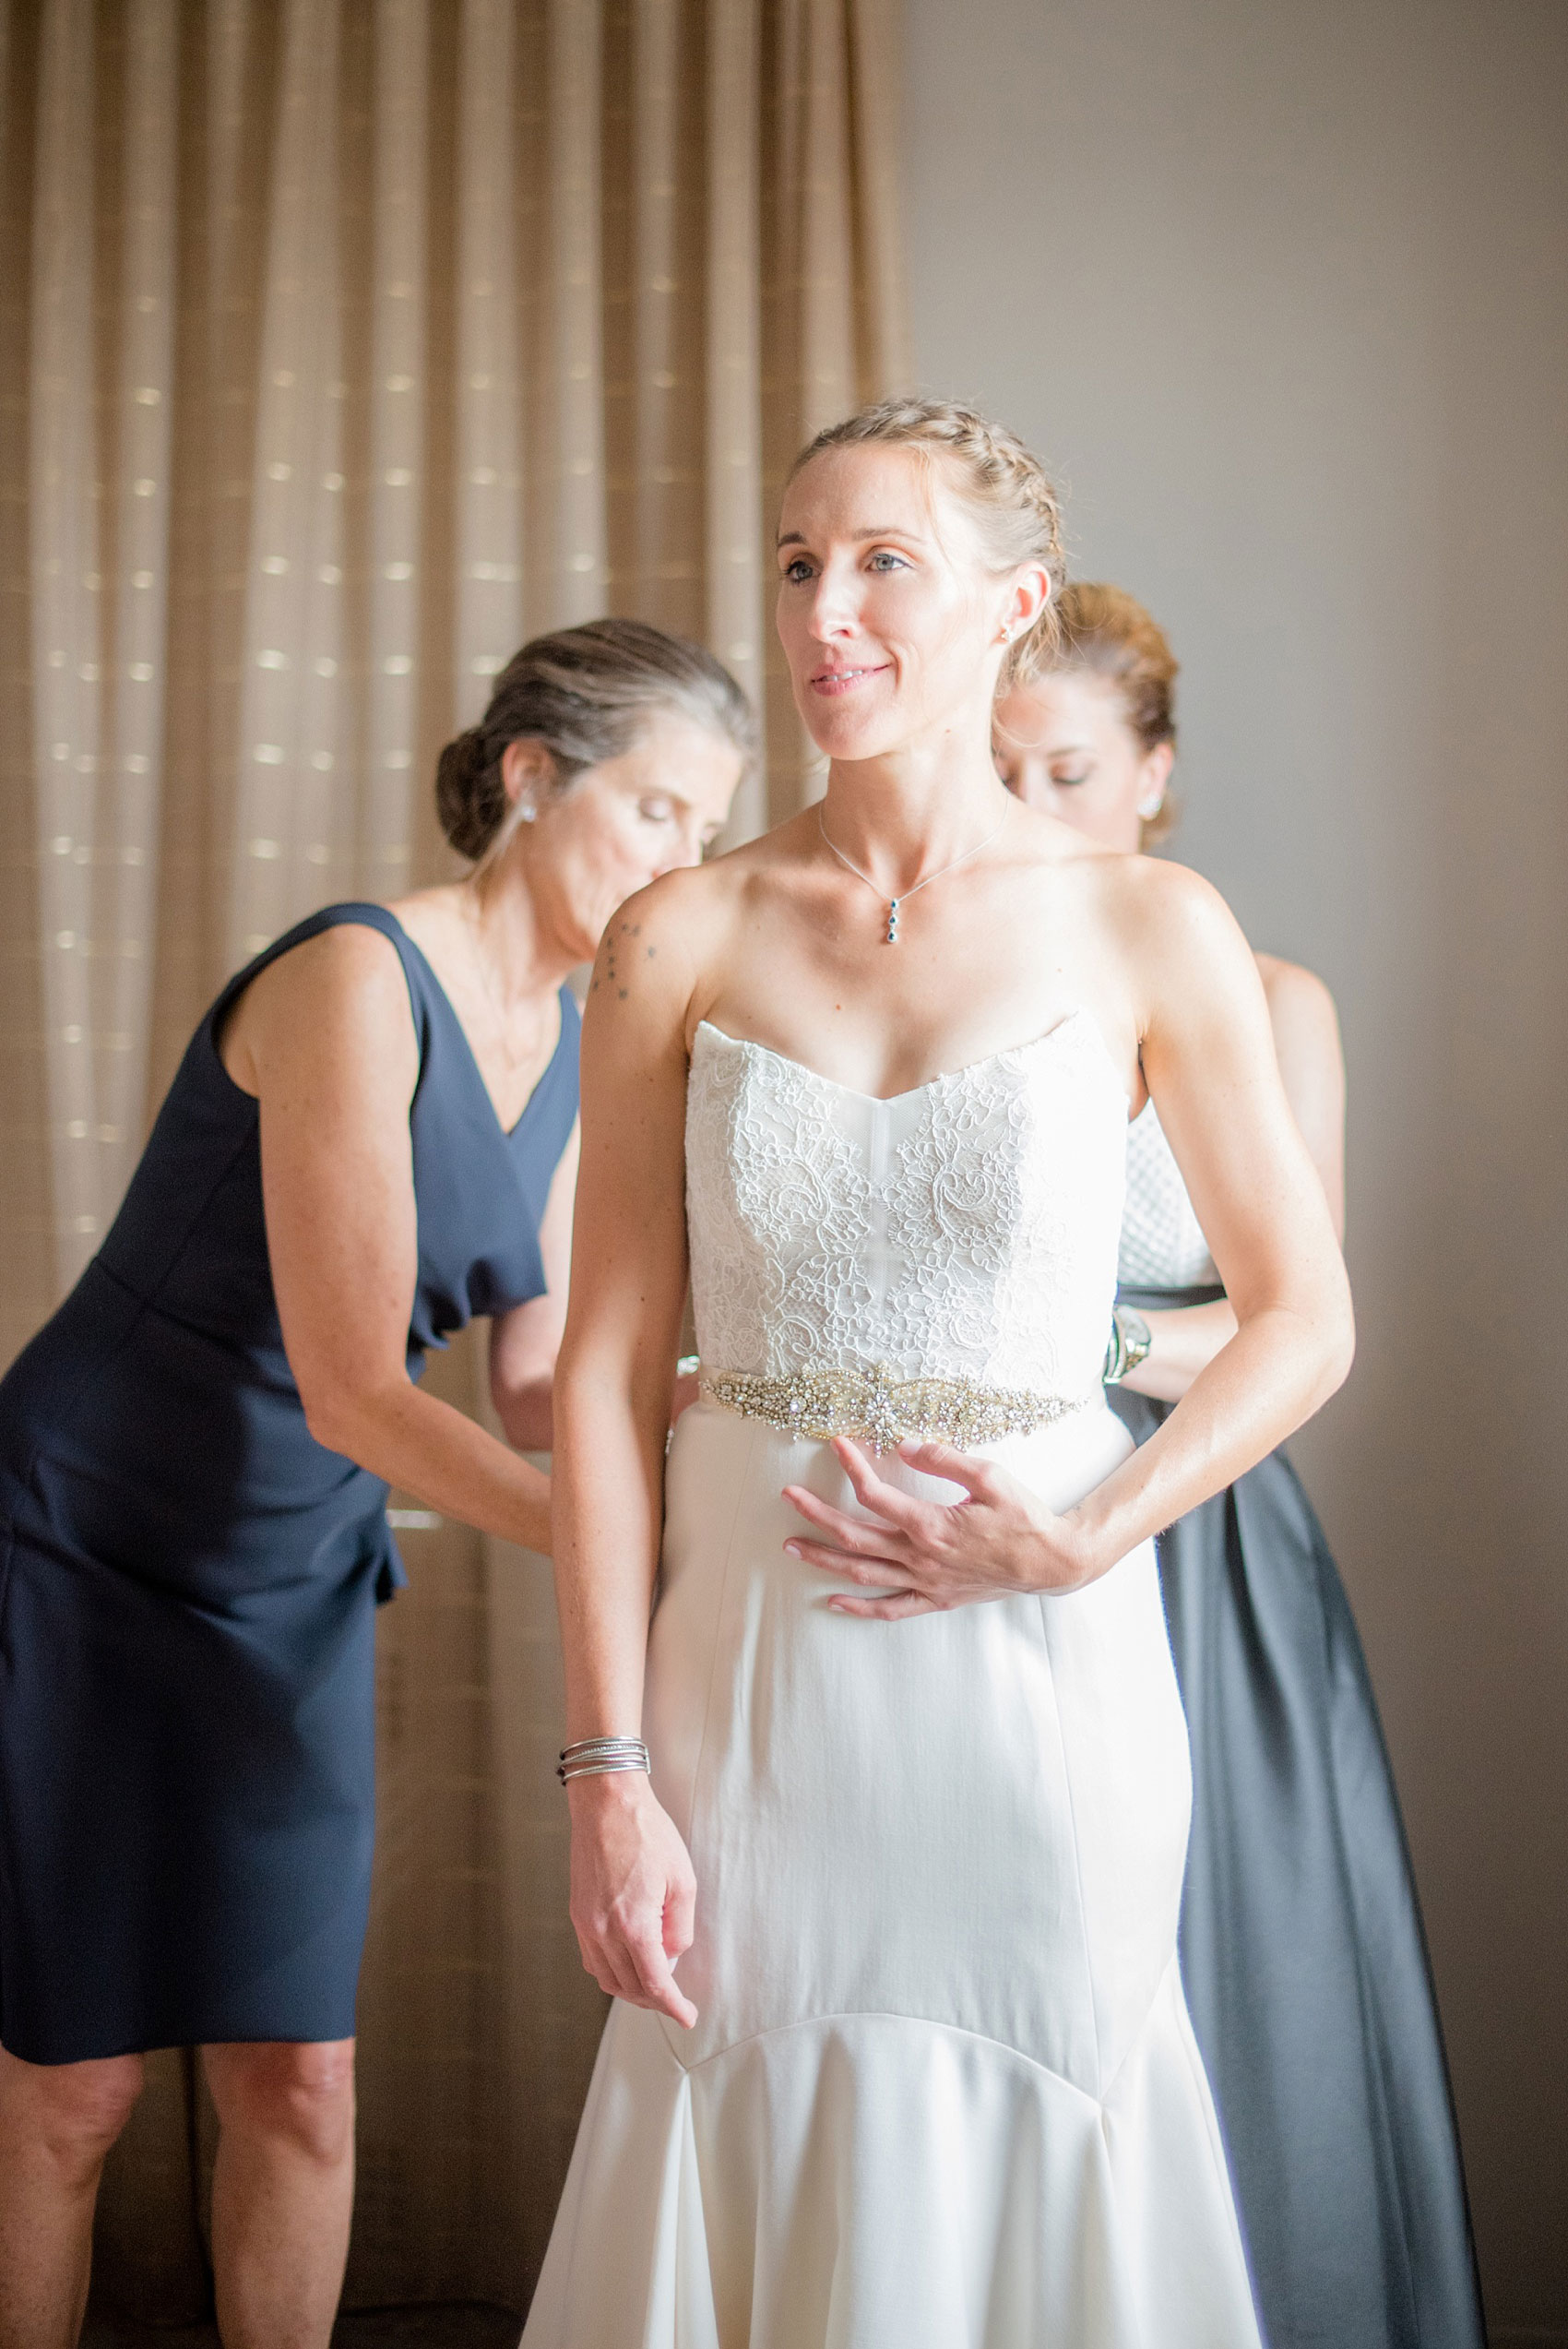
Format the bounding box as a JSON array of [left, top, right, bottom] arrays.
[[1110, 1285, 1486, 2349]]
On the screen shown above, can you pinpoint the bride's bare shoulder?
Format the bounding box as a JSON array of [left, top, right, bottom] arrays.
[[1081, 850, 1258, 991], [607, 812, 815, 948], [583, 818, 811, 1044]]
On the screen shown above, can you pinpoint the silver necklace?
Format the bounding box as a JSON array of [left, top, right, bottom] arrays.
[[816, 804, 1008, 944]]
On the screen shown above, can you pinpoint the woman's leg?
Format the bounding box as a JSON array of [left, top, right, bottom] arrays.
[[201, 2039, 356, 2349], [0, 2044, 146, 2349]]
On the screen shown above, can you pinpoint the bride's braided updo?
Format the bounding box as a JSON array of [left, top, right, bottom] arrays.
[[787, 397, 1067, 690]]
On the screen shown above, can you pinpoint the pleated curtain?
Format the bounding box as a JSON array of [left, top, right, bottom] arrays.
[[0, 0, 906, 2319]]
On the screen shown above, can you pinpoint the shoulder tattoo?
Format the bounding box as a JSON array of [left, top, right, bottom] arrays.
[[588, 913, 659, 1003]]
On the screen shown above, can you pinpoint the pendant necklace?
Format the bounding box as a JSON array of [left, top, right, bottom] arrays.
[[816, 804, 1008, 944]]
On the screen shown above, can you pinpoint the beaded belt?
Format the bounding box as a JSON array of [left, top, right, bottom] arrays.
[[698, 1360, 1087, 1453]]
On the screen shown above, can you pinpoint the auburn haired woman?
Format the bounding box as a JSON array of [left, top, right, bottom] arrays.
[[993, 581, 1486, 2349]]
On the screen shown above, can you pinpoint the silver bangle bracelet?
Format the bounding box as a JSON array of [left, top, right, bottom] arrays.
[[558, 1755, 651, 1783], [557, 1735, 650, 1784]]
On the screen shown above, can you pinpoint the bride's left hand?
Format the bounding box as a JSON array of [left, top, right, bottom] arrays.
[[781, 1437, 1097, 1617]]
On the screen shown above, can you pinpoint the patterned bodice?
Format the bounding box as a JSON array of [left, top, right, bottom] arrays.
[[1118, 1101, 1218, 1290], [684, 1012, 1129, 1397]]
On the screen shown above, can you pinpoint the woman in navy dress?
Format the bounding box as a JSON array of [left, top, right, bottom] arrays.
[[0, 619, 749, 2349], [993, 583, 1485, 2348]]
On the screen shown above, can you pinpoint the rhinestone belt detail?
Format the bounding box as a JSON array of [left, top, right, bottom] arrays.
[[698, 1360, 1087, 1452]]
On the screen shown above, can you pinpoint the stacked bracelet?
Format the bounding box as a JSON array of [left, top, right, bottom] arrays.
[[1102, 1305, 1153, 1386], [557, 1736, 650, 1785]]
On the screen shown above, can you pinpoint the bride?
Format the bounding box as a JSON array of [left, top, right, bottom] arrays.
[[523, 398, 1353, 2346]]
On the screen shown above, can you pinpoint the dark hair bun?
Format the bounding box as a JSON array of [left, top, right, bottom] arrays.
[[431, 619, 756, 867], [435, 726, 507, 859]]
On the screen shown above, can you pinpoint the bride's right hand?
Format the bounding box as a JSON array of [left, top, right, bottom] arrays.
[[566, 1772, 698, 2028]]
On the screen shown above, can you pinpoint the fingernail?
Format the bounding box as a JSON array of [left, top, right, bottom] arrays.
[[784, 1542, 800, 1557]]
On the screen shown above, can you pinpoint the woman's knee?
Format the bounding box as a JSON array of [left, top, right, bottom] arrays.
[[0, 2046, 146, 2175], [203, 2040, 355, 2166]]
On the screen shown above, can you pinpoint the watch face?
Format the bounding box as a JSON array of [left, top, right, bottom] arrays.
[[1114, 1306, 1152, 1377]]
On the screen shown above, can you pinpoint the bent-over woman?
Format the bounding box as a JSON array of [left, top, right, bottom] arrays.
[[0, 620, 748, 2349]]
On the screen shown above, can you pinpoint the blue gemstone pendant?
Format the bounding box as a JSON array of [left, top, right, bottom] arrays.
[[885, 897, 900, 944]]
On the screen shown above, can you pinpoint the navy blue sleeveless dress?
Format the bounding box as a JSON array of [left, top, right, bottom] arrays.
[[0, 904, 579, 2065]]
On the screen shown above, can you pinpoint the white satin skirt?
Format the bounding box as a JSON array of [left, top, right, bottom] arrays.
[[522, 1399, 1262, 2347]]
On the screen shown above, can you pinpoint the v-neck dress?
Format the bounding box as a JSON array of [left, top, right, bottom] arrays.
[[0, 903, 579, 2063]]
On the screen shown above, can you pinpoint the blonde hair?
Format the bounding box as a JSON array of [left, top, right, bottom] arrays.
[[1035, 580, 1181, 847], [787, 397, 1066, 691]]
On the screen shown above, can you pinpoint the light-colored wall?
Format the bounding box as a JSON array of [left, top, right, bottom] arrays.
[[901, 0, 1568, 2331]]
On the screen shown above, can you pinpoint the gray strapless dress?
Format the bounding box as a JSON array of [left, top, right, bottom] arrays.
[[1110, 1103, 1485, 2349]]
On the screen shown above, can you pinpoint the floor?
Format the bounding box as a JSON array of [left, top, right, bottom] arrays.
[[82, 2307, 523, 2349]]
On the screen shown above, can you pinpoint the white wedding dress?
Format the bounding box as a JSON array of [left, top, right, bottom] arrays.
[[523, 1012, 1262, 2348]]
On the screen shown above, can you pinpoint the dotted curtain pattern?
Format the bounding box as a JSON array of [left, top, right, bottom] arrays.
[[0, 0, 906, 2321]]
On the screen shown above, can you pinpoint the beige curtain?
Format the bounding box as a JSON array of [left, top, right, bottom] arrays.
[[0, 0, 907, 2321]]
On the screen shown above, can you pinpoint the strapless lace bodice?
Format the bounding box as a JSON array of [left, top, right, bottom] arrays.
[[1118, 1100, 1218, 1289], [685, 1010, 1129, 1397]]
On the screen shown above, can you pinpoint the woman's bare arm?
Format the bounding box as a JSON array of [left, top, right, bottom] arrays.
[[1258, 954, 1345, 1240], [1075, 872, 1351, 1551], [236, 925, 552, 1553], [1119, 949, 1346, 1403], [1117, 1298, 1238, 1404], [550, 883, 711, 2026]]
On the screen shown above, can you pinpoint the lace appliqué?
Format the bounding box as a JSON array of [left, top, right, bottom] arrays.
[[890, 1059, 1077, 1392], [686, 1017, 1127, 1398], [685, 1032, 877, 1377]]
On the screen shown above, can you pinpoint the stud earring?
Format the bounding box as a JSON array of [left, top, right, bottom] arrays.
[[517, 799, 538, 824]]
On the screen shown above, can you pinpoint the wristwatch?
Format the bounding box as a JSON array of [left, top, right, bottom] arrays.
[[1102, 1305, 1153, 1386]]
